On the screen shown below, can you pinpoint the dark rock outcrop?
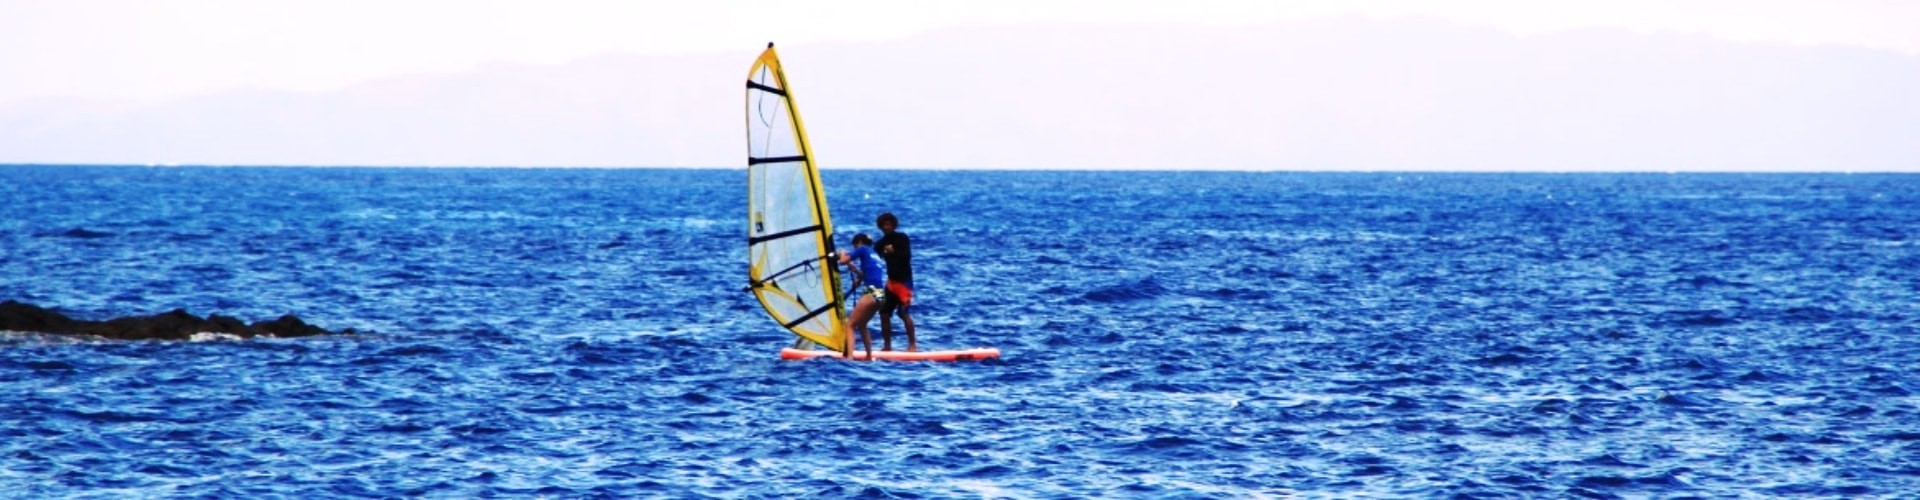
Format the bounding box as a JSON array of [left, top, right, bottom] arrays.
[[0, 300, 343, 340]]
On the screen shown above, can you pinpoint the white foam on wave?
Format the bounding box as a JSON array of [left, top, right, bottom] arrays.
[[0, 331, 107, 346], [1189, 228, 1428, 244], [946, 479, 1013, 498], [418, 209, 532, 221], [1162, 390, 1248, 409], [343, 207, 398, 220], [678, 216, 723, 228], [187, 331, 248, 342], [1715, 390, 1822, 407]]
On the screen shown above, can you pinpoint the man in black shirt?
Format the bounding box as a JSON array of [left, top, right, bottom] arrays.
[[874, 212, 916, 351]]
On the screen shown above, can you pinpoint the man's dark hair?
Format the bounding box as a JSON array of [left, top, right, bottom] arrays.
[[876, 212, 898, 227]]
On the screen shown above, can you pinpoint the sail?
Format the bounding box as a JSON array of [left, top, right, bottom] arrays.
[[744, 43, 849, 354]]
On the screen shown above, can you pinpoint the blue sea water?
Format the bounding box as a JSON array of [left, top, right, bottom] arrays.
[[2, 165, 1918, 497]]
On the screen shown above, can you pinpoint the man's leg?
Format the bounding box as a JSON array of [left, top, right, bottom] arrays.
[[901, 305, 917, 352], [878, 298, 896, 351]]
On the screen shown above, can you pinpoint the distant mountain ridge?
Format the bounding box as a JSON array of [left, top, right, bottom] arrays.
[[3, 18, 1916, 171]]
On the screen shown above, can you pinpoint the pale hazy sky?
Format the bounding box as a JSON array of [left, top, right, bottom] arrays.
[[3, 1, 1917, 170], [5, 0, 1917, 105]]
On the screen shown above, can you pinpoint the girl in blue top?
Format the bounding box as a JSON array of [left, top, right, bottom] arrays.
[[838, 233, 885, 357]]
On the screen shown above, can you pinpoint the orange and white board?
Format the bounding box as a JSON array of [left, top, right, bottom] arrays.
[[779, 347, 1001, 362]]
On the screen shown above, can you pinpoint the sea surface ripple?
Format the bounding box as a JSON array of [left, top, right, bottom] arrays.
[[2, 166, 1918, 497]]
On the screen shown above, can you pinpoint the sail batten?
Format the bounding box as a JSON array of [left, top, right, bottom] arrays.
[[745, 44, 848, 354], [747, 224, 825, 246], [746, 81, 787, 96], [747, 155, 809, 165]]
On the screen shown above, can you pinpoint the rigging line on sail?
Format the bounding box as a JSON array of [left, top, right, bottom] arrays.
[[757, 97, 775, 131], [753, 68, 776, 130], [755, 97, 774, 143]]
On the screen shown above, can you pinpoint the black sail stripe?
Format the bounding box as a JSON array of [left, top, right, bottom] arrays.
[[746, 80, 787, 96], [783, 301, 840, 329], [745, 254, 831, 291], [747, 223, 823, 246], [748, 155, 808, 165]]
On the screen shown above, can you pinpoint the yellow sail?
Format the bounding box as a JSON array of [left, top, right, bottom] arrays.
[[743, 43, 849, 354]]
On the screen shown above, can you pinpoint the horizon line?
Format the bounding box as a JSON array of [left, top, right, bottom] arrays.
[[2, 163, 1912, 174]]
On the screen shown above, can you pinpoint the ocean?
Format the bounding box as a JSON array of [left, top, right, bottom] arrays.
[[2, 165, 1917, 497]]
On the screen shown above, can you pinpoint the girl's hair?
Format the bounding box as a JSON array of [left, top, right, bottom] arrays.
[[852, 233, 872, 246]]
